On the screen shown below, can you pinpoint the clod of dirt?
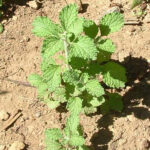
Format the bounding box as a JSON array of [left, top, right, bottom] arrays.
[[8, 141, 25, 150], [0, 145, 5, 150], [141, 139, 150, 149], [27, 1, 39, 10], [0, 110, 9, 121]]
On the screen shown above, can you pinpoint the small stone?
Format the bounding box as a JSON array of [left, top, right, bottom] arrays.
[[9, 141, 25, 150], [35, 112, 41, 118], [127, 115, 135, 122], [27, 1, 39, 9], [12, 16, 18, 21], [0, 145, 5, 150], [0, 110, 9, 121], [105, 6, 121, 15], [126, 86, 131, 90], [134, 79, 140, 84], [130, 27, 136, 32], [23, 36, 30, 42]]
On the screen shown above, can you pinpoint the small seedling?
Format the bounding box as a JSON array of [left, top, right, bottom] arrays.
[[28, 4, 127, 149]]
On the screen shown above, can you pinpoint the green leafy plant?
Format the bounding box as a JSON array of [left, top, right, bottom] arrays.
[[45, 97, 89, 150], [28, 3, 127, 149]]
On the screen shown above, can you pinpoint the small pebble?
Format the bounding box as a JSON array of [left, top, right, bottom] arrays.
[[23, 36, 30, 42], [105, 6, 121, 15], [0, 110, 9, 121], [9, 141, 25, 150], [126, 86, 131, 90], [130, 27, 136, 32], [27, 1, 39, 9], [35, 112, 41, 118], [12, 16, 18, 21], [127, 115, 135, 122]]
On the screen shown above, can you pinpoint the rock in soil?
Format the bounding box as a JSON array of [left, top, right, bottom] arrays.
[[27, 1, 39, 9], [35, 112, 41, 118], [0, 110, 9, 121], [105, 6, 121, 15], [8, 141, 25, 150]]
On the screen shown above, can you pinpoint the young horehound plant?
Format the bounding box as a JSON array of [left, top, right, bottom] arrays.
[[28, 4, 127, 149]]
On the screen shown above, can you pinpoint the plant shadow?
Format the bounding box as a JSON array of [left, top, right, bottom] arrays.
[[90, 56, 150, 149], [79, 3, 89, 13], [0, 0, 35, 21]]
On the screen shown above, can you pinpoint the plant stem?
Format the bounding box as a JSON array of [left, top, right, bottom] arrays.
[[64, 34, 70, 70]]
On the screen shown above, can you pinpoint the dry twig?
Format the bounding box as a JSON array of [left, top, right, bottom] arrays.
[[0, 110, 22, 132]]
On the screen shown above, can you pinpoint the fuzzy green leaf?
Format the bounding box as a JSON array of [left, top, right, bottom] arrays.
[[97, 39, 115, 63], [41, 57, 56, 72], [44, 99, 60, 109], [37, 82, 48, 99], [100, 12, 124, 36], [59, 4, 78, 30], [65, 114, 80, 134], [42, 37, 64, 58], [90, 97, 105, 107], [79, 146, 90, 150], [80, 73, 89, 84], [85, 79, 105, 97], [62, 69, 80, 85], [100, 100, 110, 114], [43, 65, 61, 92], [67, 97, 82, 115], [85, 63, 102, 76], [70, 36, 98, 60], [108, 93, 123, 112], [101, 93, 123, 113], [69, 57, 87, 69], [32, 17, 62, 37], [69, 135, 85, 146], [83, 19, 98, 38], [101, 62, 127, 88], [45, 128, 62, 141], [84, 106, 97, 115], [28, 74, 43, 87], [45, 140, 62, 150], [53, 87, 67, 103], [69, 18, 84, 35]]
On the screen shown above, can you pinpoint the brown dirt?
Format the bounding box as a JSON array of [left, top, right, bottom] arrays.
[[0, 0, 150, 149]]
